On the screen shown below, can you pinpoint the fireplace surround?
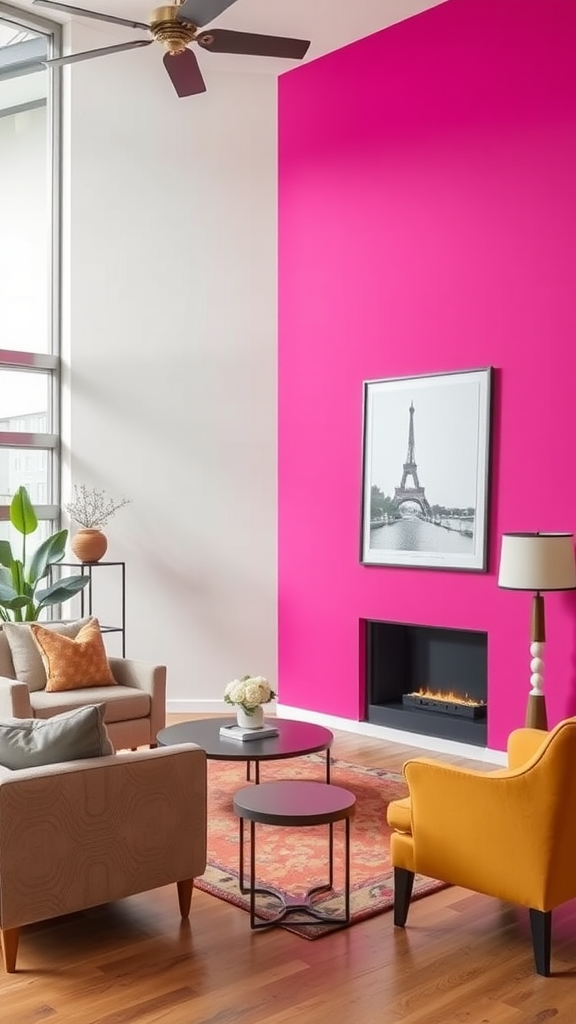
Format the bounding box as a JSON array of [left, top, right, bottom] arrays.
[[363, 619, 488, 746]]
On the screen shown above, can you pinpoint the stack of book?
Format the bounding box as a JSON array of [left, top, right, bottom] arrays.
[[219, 723, 279, 742]]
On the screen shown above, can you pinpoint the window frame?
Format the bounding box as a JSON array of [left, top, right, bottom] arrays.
[[0, 2, 62, 527]]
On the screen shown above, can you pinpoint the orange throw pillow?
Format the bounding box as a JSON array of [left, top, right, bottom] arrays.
[[30, 619, 117, 693]]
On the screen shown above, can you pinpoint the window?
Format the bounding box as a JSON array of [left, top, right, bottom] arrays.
[[0, 3, 61, 546]]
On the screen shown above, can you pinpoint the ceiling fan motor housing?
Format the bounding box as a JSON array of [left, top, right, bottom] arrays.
[[151, 5, 197, 54]]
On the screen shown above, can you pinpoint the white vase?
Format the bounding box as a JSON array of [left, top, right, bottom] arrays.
[[236, 705, 264, 729]]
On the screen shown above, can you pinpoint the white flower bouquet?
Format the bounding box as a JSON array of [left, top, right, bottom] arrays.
[[223, 675, 276, 716]]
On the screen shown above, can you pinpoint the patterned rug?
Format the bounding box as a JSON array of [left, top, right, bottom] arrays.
[[195, 753, 444, 938]]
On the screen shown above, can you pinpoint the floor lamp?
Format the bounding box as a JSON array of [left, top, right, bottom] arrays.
[[498, 532, 576, 730]]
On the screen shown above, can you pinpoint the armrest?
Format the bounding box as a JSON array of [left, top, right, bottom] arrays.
[[0, 676, 33, 719], [507, 727, 548, 769], [403, 756, 553, 907], [108, 658, 165, 696], [0, 744, 207, 931], [108, 659, 166, 737]]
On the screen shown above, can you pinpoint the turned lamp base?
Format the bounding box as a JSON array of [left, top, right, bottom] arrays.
[[526, 594, 548, 731], [525, 693, 548, 731]]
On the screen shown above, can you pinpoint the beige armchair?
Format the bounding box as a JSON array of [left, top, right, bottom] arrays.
[[0, 625, 166, 750], [0, 743, 207, 972]]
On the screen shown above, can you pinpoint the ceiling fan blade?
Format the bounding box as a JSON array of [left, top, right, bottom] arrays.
[[42, 39, 153, 68], [197, 29, 310, 60], [177, 0, 239, 29], [163, 48, 206, 98], [32, 0, 151, 32]]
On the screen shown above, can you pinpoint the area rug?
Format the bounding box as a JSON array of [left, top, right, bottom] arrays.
[[195, 753, 445, 938]]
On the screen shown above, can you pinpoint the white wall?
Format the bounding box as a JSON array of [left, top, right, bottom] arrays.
[[60, 23, 278, 710]]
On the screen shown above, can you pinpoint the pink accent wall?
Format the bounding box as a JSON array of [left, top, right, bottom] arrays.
[[278, 0, 576, 751]]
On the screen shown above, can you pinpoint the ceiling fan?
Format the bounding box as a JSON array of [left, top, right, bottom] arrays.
[[30, 0, 311, 97]]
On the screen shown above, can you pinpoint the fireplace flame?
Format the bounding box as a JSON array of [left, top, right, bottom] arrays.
[[407, 687, 486, 708]]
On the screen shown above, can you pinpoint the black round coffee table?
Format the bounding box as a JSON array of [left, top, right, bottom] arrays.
[[156, 717, 334, 783], [234, 780, 356, 929]]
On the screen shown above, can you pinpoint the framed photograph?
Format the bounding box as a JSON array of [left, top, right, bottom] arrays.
[[360, 368, 492, 571]]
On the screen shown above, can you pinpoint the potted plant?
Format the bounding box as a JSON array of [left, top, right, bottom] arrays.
[[0, 486, 89, 622], [223, 674, 277, 729], [64, 484, 131, 562]]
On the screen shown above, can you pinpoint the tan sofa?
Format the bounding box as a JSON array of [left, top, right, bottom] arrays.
[[0, 626, 166, 750], [0, 742, 207, 972]]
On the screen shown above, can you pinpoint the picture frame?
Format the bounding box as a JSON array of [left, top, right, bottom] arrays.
[[360, 368, 493, 571]]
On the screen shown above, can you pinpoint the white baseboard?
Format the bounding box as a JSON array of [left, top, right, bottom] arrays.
[[166, 699, 507, 765], [167, 699, 231, 714], [277, 705, 506, 765]]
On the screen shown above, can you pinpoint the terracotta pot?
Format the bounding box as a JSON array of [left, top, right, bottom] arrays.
[[71, 528, 108, 563]]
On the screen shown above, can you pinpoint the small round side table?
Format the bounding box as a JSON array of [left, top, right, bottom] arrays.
[[233, 780, 356, 930]]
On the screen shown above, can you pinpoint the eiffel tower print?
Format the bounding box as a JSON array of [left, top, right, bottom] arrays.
[[392, 402, 431, 517]]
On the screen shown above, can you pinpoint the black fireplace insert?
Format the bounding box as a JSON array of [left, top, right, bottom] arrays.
[[364, 619, 488, 746]]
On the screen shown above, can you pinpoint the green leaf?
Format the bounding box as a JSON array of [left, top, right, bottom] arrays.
[[35, 575, 90, 609], [0, 586, 30, 611], [0, 565, 12, 586], [0, 572, 32, 617], [12, 559, 25, 594], [10, 486, 38, 536], [28, 530, 68, 585], [0, 540, 14, 569], [0, 579, 18, 602]]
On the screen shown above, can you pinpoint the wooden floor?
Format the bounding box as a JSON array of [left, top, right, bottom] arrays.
[[3, 716, 576, 1023]]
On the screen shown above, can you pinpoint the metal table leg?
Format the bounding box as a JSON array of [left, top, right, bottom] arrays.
[[238, 815, 351, 929]]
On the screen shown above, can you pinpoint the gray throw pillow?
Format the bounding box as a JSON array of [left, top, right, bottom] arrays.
[[0, 704, 114, 770], [2, 618, 94, 692]]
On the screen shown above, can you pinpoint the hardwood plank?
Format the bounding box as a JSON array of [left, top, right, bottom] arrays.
[[2, 714, 575, 1024]]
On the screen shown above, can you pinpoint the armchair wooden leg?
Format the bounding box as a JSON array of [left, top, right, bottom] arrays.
[[1, 927, 20, 973], [393, 867, 415, 927], [177, 878, 194, 919], [529, 908, 551, 977]]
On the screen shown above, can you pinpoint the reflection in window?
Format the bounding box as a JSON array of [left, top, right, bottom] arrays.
[[0, 369, 49, 429]]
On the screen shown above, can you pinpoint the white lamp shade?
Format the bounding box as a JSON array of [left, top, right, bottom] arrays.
[[498, 532, 576, 591]]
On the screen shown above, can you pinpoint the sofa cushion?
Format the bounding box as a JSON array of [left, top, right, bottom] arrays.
[[31, 619, 117, 693], [0, 704, 113, 770], [2, 617, 93, 691], [30, 685, 151, 723]]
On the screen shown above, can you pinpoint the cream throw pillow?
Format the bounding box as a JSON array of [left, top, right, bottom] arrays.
[[2, 617, 94, 692], [31, 618, 117, 693]]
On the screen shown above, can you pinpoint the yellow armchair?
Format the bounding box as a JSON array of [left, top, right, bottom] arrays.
[[386, 718, 576, 976]]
